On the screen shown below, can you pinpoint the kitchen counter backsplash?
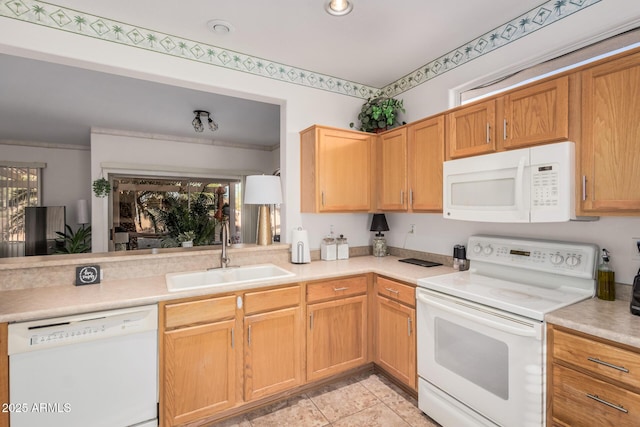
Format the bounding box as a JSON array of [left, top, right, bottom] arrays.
[[0, 244, 450, 292], [0, 244, 290, 291]]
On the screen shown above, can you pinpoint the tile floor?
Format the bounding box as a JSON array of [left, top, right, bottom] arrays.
[[207, 373, 441, 427]]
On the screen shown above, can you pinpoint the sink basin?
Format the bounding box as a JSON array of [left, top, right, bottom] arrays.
[[166, 263, 295, 292]]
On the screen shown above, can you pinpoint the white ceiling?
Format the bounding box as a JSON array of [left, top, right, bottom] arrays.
[[0, 0, 549, 147]]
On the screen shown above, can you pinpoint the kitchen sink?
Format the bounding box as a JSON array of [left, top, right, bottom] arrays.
[[165, 263, 295, 292]]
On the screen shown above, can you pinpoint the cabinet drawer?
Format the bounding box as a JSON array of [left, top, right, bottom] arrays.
[[377, 277, 415, 307], [553, 328, 640, 390], [164, 295, 236, 329], [244, 285, 300, 315], [552, 364, 640, 427], [307, 276, 367, 303]]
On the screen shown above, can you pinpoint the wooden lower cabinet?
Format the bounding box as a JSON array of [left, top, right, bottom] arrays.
[[306, 279, 368, 381], [243, 286, 303, 401], [548, 324, 640, 426], [158, 275, 421, 426], [376, 294, 416, 390], [375, 277, 417, 390], [161, 295, 238, 427]]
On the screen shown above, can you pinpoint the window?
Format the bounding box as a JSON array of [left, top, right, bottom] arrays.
[[461, 28, 640, 105], [0, 162, 43, 257], [110, 175, 241, 251]]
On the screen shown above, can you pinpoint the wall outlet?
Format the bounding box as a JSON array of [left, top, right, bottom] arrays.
[[409, 224, 416, 234], [633, 237, 640, 260]]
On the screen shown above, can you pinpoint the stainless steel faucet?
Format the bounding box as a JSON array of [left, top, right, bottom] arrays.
[[220, 220, 230, 268]]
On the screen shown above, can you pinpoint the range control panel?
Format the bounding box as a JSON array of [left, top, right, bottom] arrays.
[[467, 235, 598, 279]]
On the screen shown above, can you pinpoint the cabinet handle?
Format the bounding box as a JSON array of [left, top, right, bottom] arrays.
[[248, 325, 252, 346], [587, 357, 629, 373], [486, 123, 491, 143], [503, 119, 507, 140], [231, 328, 235, 349], [400, 190, 404, 205], [333, 287, 349, 292], [586, 394, 628, 413], [385, 287, 400, 295], [321, 191, 325, 207], [582, 176, 587, 201], [407, 317, 412, 337], [309, 312, 314, 330], [409, 189, 414, 207]]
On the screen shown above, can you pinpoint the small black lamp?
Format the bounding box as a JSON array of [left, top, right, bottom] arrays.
[[370, 214, 389, 257]]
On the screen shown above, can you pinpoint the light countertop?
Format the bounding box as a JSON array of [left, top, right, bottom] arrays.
[[0, 255, 454, 323], [4, 254, 640, 352], [546, 297, 640, 348]]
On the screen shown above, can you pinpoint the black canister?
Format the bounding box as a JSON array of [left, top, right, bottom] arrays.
[[453, 245, 467, 270]]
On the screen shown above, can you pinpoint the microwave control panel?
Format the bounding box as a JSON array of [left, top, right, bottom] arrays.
[[531, 163, 559, 208]]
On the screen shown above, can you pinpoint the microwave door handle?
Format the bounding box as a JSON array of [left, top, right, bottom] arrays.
[[515, 156, 526, 212], [417, 293, 539, 338]]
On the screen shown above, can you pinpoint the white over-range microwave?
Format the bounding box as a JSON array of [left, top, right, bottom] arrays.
[[443, 141, 575, 223]]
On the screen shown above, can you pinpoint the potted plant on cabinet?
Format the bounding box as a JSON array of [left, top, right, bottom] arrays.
[[350, 96, 406, 133]]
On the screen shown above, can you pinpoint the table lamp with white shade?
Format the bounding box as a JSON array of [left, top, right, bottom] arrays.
[[244, 175, 283, 245]]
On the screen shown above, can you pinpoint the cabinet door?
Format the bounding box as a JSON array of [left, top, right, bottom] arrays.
[[581, 51, 640, 213], [307, 294, 367, 381], [244, 306, 303, 401], [301, 126, 372, 212], [163, 320, 236, 426], [502, 76, 569, 149], [447, 99, 496, 159], [408, 115, 444, 211], [376, 295, 416, 390], [377, 127, 408, 210]]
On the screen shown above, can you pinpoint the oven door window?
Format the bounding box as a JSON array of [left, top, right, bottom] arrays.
[[435, 318, 508, 399]]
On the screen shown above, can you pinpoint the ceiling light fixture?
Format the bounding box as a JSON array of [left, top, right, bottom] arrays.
[[325, 0, 353, 16], [192, 110, 219, 133], [206, 19, 235, 34]]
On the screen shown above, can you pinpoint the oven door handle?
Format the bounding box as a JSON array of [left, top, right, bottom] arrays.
[[418, 293, 539, 339]]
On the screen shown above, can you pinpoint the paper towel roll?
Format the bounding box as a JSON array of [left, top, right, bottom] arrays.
[[291, 228, 310, 264]]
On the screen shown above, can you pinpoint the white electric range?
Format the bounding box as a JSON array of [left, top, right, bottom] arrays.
[[416, 235, 598, 427]]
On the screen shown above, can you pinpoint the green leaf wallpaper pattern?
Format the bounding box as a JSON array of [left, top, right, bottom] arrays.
[[0, 0, 601, 99]]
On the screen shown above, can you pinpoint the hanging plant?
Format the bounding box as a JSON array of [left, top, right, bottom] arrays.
[[92, 177, 111, 198]]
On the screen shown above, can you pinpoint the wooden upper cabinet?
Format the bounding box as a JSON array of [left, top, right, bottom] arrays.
[[300, 125, 373, 212], [580, 50, 640, 213], [377, 127, 408, 211], [408, 115, 444, 211], [502, 76, 570, 149], [447, 98, 497, 159]]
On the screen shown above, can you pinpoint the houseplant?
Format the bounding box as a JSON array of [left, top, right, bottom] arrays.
[[55, 224, 92, 253], [350, 96, 406, 133], [92, 177, 111, 198]]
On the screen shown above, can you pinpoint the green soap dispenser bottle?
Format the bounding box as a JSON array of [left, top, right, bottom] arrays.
[[597, 248, 615, 301]]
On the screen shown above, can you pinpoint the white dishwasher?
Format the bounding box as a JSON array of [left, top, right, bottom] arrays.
[[8, 304, 158, 427]]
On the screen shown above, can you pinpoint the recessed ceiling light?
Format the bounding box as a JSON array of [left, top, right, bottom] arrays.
[[207, 19, 235, 34], [325, 0, 353, 16]]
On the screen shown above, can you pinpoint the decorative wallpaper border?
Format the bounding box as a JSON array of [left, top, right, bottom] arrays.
[[381, 0, 602, 97], [0, 0, 600, 100]]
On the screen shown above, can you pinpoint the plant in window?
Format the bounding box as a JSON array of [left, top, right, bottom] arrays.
[[156, 192, 217, 247]]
